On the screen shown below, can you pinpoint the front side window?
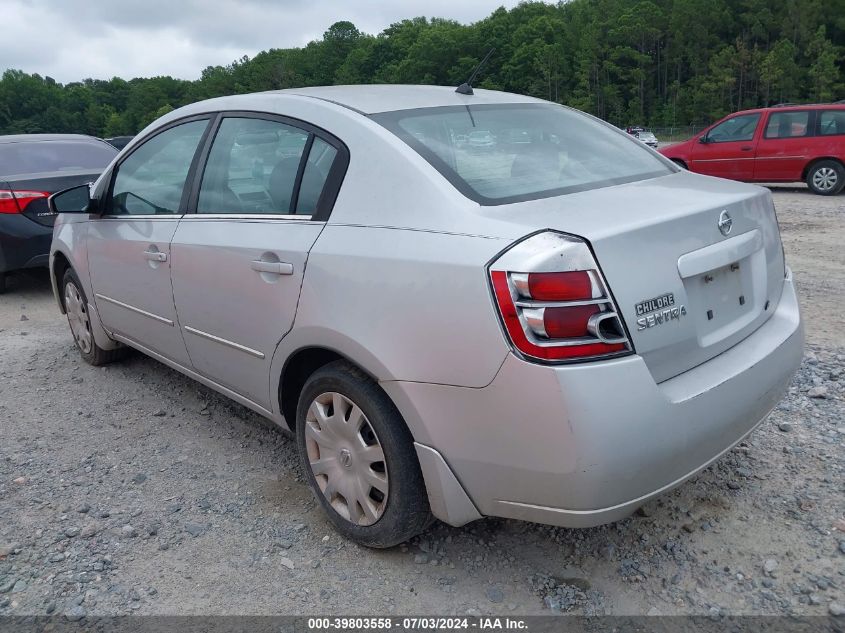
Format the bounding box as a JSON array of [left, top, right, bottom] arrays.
[[109, 120, 208, 215], [198, 117, 334, 215], [818, 110, 845, 136], [764, 111, 809, 138], [706, 114, 761, 143], [372, 104, 670, 205]]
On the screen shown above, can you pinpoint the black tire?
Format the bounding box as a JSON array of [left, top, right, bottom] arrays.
[[671, 159, 687, 170], [62, 269, 126, 366], [296, 360, 432, 548], [0, 272, 6, 294], [806, 160, 845, 196]]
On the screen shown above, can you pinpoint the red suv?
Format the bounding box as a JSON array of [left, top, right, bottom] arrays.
[[660, 104, 845, 195]]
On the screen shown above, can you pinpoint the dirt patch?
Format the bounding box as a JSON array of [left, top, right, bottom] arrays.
[[769, 184, 845, 347]]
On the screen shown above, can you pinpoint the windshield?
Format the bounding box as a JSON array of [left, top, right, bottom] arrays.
[[373, 103, 671, 205], [0, 140, 117, 177]]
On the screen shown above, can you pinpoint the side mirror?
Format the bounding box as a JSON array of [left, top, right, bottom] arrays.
[[48, 184, 97, 215], [698, 135, 709, 144]]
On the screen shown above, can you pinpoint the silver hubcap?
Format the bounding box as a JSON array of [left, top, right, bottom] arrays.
[[812, 167, 838, 192], [64, 282, 92, 354], [304, 392, 388, 526]]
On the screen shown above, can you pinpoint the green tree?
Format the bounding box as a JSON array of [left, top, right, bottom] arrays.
[[760, 38, 800, 104], [806, 26, 839, 102], [1, 0, 843, 136]]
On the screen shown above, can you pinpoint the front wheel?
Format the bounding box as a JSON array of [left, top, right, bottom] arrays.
[[62, 269, 126, 366], [806, 160, 844, 195], [296, 360, 432, 548]]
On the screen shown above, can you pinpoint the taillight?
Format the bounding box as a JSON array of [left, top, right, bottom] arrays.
[[0, 191, 19, 213], [524, 271, 593, 301], [0, 190, 50, 214], [489, 231, 633, 363]]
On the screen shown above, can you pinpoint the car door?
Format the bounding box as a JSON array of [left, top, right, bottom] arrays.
[[754, 109, 812, 181], [170, 113, 347, 410], [689, 112, 761, 180], [87, 116, 212, 366]]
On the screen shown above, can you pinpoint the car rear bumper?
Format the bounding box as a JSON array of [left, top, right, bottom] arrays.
[[0, 214, 53, 274], [386, 271, 803, 528]]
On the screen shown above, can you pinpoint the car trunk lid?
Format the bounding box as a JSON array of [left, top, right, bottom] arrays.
[[480, 172, 786, 383], [3, 170, 101, 227]]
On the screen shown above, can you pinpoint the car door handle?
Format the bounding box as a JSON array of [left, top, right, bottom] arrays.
[[251, 260, 294, 275], [740, 146, 754, 151], [143, 250, 167, 262]]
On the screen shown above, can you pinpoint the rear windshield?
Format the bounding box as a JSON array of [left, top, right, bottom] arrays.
[[372, 103, 671, 205], [0, 140, 117, 177]]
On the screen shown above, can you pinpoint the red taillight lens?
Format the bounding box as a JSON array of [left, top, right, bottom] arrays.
[[489, 232, 632, 363], [0, 190, 50, 214], [492, 271, 626, 360], [543, 305, 599, 338], [527, 271, 593, 301], [0, 191, 19, 214]]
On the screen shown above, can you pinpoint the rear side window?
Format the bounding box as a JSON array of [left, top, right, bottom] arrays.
[[197, 117, 336, 216], [764, 111, 809, 138], [0, 140, 116, 177], [372, 103, 670, 205], [818, 110, 845, 136]]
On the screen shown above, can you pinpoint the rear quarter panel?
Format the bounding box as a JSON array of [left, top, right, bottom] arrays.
[[807, 133, 845, 168], [271, 225, 512, 392]]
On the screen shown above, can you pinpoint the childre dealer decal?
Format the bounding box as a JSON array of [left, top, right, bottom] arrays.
[[635, 292, 686, 331]]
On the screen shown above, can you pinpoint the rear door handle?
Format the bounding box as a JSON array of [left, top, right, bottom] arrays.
[[251, 260, 294, 275], [143, 250, 167, 262], [740, 146, 754, 151]]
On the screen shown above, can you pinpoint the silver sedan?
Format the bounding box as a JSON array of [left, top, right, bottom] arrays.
[[49, 85, 803, 547]]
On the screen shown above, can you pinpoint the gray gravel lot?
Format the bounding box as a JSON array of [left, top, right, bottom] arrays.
[[0, 186, 843, 617]]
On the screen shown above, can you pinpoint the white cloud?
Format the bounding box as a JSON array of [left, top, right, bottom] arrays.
[[3, 0, 528, 83]]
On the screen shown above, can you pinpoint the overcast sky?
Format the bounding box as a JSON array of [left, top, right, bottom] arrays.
[[3, 0, 528, 84]]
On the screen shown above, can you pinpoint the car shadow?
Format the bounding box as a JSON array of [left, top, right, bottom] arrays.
[[763, 184, 813, 195], [2, 268, 53, 297]]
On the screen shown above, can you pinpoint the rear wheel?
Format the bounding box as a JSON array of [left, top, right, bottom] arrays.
[[296, 360, 432, 548], [62, 269, 125, 366], [806, 160, 844, 195]]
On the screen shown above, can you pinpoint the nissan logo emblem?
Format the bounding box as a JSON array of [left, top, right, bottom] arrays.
[[718, 210, 733, 236]]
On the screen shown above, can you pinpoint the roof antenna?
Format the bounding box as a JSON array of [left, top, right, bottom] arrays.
[[456, 48, 495, 95]]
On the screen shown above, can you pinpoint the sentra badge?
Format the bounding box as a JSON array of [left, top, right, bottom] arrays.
[[635, 292, 686, 331]]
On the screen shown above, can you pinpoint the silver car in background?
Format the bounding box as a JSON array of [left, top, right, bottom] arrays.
[[49, 86, 803, 548], [636, 130, 659, 148]]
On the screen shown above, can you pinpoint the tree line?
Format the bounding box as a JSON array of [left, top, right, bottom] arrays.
[[0, 0, 842, 138]]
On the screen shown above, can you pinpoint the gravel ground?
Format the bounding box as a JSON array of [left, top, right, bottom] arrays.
[[0, 186, 843, 618]]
